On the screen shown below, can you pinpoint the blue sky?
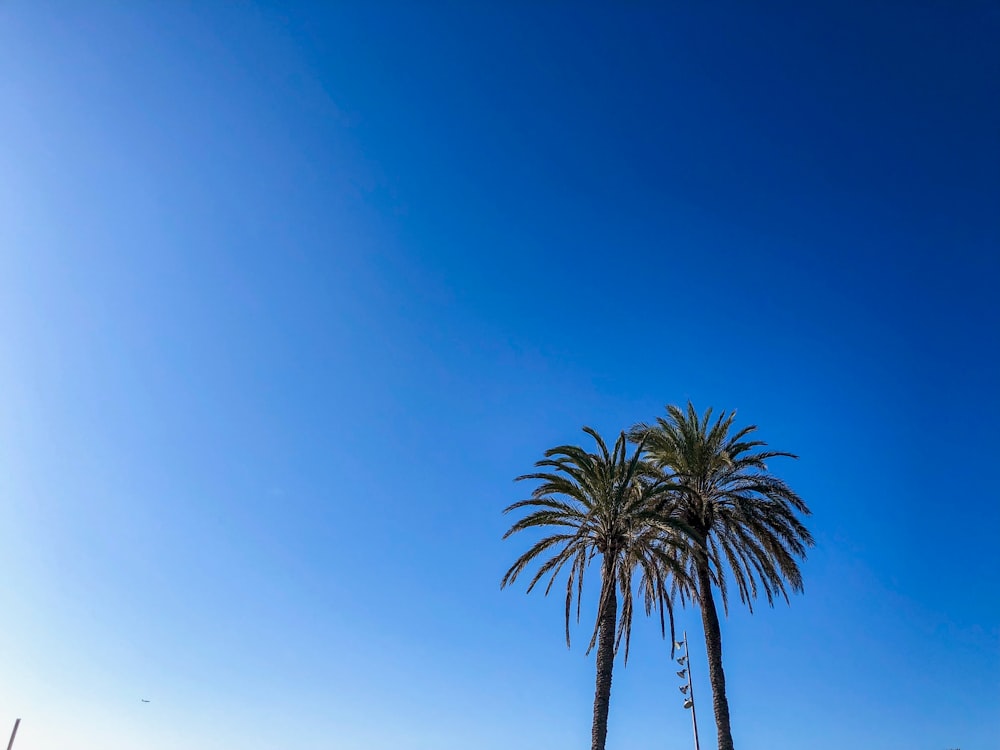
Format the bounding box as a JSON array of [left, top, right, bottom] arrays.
[[1, 3, 997, 749]]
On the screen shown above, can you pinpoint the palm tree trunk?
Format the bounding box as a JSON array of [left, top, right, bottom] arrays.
[[696, 560, 735, 750], [591, 573, 618, 750]]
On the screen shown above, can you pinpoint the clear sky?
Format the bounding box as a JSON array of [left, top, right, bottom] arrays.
[[1, 3, 997, 749]]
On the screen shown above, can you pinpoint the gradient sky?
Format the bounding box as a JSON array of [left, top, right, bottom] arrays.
[[1, 3, 998, 749]]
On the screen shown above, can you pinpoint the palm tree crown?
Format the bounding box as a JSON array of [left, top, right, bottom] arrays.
[[634, 403, 813, 612]]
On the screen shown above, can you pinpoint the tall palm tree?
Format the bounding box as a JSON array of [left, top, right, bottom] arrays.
[[632, 404, 813, 750], [502, 427, 687, 750]]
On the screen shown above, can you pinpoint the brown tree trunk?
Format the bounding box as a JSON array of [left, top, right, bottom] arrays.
[[696, 560, 735, 750], [591, 572, 618, 750]]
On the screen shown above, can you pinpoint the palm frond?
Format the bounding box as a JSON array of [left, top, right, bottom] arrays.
[[632, 401, 813, 614], [502, 426, 685, 660]]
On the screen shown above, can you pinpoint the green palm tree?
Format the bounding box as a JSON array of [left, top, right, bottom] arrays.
[[502, 427, 687, 750], [632, 404, 814, 750]]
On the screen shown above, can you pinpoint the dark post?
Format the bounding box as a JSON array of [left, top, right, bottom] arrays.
[[6, 718, 20, 750]]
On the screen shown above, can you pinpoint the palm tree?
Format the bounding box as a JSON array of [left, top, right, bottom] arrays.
[[502, 427, 687, 750], [632, 404, 814, 750]]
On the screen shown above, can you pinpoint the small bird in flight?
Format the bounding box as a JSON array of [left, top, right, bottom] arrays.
[[141, 699, 150, 703]]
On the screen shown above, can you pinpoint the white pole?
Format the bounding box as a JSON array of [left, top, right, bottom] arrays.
[[684, 632, 701, 750]]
